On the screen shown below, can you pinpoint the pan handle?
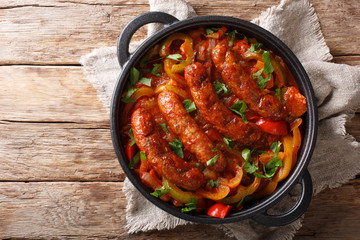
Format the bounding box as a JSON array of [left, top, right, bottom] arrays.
[[252, 169, 313, 226], [117, 12, 179, 67]]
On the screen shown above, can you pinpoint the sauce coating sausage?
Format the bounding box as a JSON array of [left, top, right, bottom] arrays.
[[185, 62, 262, 145], [212, 42, 286, 120], [131, 108, 205, 190], [158, 90, 227, 172]]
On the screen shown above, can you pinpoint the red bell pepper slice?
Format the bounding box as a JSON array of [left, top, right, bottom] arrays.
[[125, 139, 137, 161], [207, 203, 231, 218], [255, 118, 288, 136]]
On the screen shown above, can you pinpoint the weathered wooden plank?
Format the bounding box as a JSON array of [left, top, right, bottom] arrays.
[[1, 59, 359, 123], [0, 182, 233, 240], [0, 122, 124, 181], [0, 0, 358, 64], [295, 178, 360, 239], [1, 115, 358, 182], [0, 180, 359, 239], [333, 55, 360, 66], [0, 0, 149, 65], [0, 66, 108, 122]]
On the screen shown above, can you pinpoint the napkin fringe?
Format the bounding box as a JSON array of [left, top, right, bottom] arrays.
[[303, 0, 333, 62], [313, 114, 360, 194]]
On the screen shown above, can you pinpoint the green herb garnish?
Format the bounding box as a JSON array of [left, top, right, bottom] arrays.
[[206, 154, 219, 166], [158, 123, 169, 135], [150, 186, 170, 198], [129, 128, 136, 147], [169, 139, 184, 159], [227, 30, 238, 47], [249, 43, 263, 53], [251, 50, 275, 89], [129, 151, 140, 170], [241, 148, 251, 161], [181, 197, 198, 213], [262, 51, 274, 74], [121, 67, 140, 103], [166, 53, 183, 61], [213, 80, 229, 95], [230, 100, 248, 124], [223, 137, 234, 149], [139, 77, 152, 87], [243, 161, 258, 174], [151, 63, 162, 77], [182, 99, 197, 113], [140, 151, 147, 160], [254, 141, 283, 180], [241, 148, 258, 174], [209, 179, 220, 188]]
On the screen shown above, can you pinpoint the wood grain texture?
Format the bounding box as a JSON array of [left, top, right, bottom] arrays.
[[0, 180, 359, 239], [0, 66, 107, 122], [0, 122, 123, 181], [0, 0, 359, 239], [0, 182, 232, 240], [0, 0, 359, 64]]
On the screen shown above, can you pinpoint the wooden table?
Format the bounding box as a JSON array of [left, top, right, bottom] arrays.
[[1, 0, 359, 239]]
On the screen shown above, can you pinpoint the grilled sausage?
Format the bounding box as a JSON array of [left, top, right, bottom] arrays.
[[185, 62, 262, 145], [212, 42, 286, 120], [158, 90, 227, 172], [131, 108, 205, 190]]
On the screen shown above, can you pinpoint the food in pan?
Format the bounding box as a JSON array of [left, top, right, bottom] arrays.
[[121, 27, 307, 218]]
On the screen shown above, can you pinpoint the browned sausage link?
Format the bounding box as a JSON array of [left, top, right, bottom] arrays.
[[131, 108, 205, 191], [158, 90, 227, 172], [185, 62, 262, 145], [212, 42, 286, 121]]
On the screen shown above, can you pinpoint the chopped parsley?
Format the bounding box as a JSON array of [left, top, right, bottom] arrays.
[[241, 148, 252, 161], [243, 161, 258, 174], [223, 137, 234, 149], [249, 43, 263, 53], [213, 80, 230, 95], [181, 197, 198, 213], [140, 151, 147, 161], [211, 148, 217, 152], [263, 51, 274, 74], [169, 139, 184, 159], [230, 100, 248, 124], [139, 77, 152, 87], [209, 179, 220, 188], [182, 99, 197, 113], [128, 128, 136, 147], [250, 50, 275, 89], [206, 27, 220, 35], [129, 151, 140, 170], [121, 67, 140, 103], [158, 123, 169, 135], [206, 154, 219, 166], [166, 53, 183, 61], [254, 141, 283, 180], [227, 30, 238, 47], [150, 186, 170, 198], [151, 63, 162, 77]]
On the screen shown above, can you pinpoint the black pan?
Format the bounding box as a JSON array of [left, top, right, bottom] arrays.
[[110, 12, 318, 226]]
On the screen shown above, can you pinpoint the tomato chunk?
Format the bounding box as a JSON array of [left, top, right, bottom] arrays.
[[207, 203, 231, 218]]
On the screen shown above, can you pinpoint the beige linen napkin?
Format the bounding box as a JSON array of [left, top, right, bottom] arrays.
[[80, 0, 360, 239]]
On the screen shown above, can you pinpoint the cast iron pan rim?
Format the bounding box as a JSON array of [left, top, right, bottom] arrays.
[[110, 15, 318, 224]]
